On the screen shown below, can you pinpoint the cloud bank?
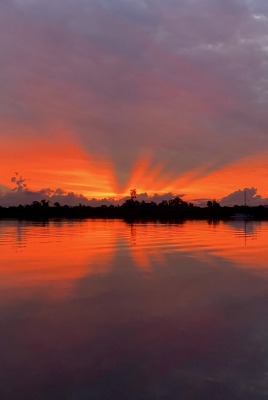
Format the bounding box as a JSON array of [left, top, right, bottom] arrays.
[[0, 181, 179, 207], [1, 182, 268, 208]]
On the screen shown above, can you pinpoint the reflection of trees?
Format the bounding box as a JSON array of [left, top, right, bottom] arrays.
[[130, 224, 136, 246]]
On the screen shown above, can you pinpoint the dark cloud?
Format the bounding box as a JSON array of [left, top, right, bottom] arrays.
[[0, 187, 91, 207], [10, 172, 29, 191]]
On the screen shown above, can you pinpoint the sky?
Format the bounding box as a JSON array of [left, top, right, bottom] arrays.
[[1, 0, 268, 205]]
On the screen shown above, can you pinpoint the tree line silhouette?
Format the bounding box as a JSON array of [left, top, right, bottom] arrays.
[[1, 195, 268, 220]]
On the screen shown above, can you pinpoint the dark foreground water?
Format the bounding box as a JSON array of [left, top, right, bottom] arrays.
[[1, 219, 268, 400]]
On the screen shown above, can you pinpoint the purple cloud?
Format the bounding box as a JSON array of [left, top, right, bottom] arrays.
[[220, 187, 268, 207]]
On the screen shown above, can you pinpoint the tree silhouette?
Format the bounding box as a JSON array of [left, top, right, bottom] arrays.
[[41, 199, 50, 208], [168, 197, 188, 208], [130, 188, 137, 199], [31, 201, 42, 208], [207, 200, 220, 209]]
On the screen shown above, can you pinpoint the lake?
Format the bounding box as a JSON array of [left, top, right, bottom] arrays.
[[1, 219, 268, 399]]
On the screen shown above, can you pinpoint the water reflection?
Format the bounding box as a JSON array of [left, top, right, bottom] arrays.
[[0, 220, 268, 399], [0, 219, 268, 294]]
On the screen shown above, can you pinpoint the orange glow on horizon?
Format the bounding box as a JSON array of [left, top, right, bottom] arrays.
[[1, 133, 268, 201], [119, 151, 268, 202], [185, 153, 268, 201], [1, 134, 119, 198]]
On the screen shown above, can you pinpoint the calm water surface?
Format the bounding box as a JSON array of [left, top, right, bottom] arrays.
[[1, 219, 268, 399]]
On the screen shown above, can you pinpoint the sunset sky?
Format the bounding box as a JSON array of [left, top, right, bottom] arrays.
[[1, 0, 268, 205]]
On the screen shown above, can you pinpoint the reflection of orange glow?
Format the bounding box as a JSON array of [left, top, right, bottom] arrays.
[[127, 223, 167, 269], [1, 220, 268, 300], [0, 220, 117, 296], [125, 221, 268, 272]]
